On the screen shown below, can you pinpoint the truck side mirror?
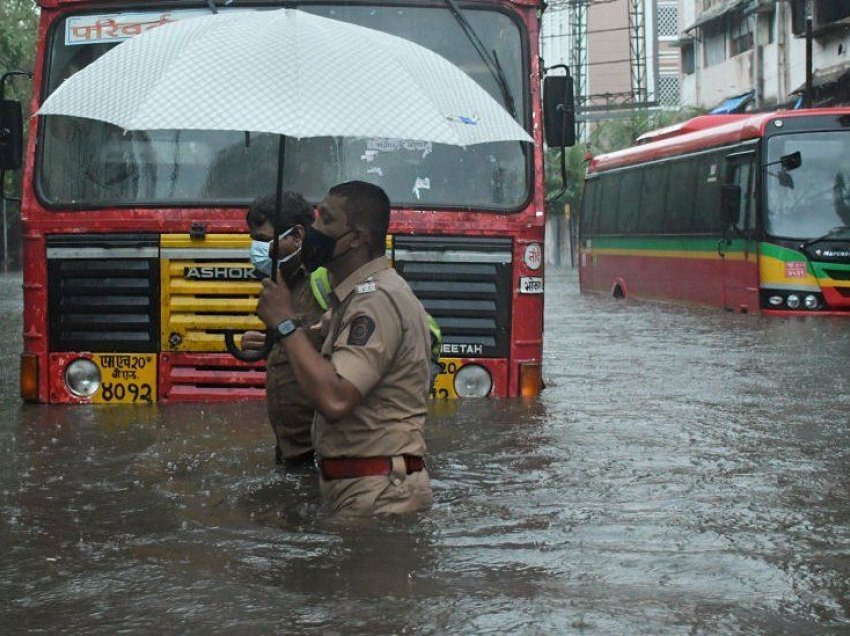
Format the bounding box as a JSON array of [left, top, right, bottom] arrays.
[[543, 75, 575, 148], [0, 100, 24, 171], [780, 151, 801, 171], [720, 183, 742, 227]]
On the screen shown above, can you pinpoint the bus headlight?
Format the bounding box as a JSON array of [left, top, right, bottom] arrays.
[[786, 294, 800, 309], [768, 295, 784, 306], [64, 359, 101, 397], [804, 294, 819, 310], [454, 364, 492, 398]]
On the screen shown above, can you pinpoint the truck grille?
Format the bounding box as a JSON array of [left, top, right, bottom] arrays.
[[47, 234, 159, 352], [393, 236, 512, 358], [160, 354, 266, 401], [161, 235, 264, 352]]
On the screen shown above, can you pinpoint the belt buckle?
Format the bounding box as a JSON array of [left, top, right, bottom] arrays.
[[389, 455, 407, 485]]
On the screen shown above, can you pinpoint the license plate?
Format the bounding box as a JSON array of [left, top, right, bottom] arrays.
[[430, 358, 460, 399], [519, 276, 544, 294], [91, 354, 157, 404]]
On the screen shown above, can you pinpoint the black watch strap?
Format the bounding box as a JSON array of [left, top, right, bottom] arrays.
[[276, 318, 301, 339]]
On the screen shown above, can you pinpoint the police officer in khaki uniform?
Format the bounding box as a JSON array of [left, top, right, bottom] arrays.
[[257, 181, 433, 515], [242, 193, 328, 466]]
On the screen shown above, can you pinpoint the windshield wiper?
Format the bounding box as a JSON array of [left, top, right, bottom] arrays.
[[801, 225, 850, 248], [442, 0, 516, 118]]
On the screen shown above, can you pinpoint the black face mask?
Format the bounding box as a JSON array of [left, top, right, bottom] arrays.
[[301, 226, 354, 272]]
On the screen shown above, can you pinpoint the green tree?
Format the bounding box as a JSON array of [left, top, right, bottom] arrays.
[[587, 107, 703, 154], [1, 0, 39, 270]]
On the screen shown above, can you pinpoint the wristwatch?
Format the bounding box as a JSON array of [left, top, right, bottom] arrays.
[[275, 318, 301, 339]]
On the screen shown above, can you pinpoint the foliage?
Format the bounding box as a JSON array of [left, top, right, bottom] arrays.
[[586, 107, 704, 155], [1, 0, 38, 269], [0, 0, 38, 105], [545, 143, 589, 218]]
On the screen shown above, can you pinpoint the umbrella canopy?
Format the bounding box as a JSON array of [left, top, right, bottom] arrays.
[[38, 8, 532, 147]]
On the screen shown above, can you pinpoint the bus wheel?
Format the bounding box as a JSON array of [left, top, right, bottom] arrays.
[[612, 284, 625, 300]]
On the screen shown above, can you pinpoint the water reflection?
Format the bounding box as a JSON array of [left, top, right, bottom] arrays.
[[1, 271, 850, 633]]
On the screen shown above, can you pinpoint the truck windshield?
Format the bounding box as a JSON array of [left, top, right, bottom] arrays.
[[764, 131, 850, 239], [37, 5, 528, 211]]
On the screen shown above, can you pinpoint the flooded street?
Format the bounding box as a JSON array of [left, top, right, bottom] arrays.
[[1, 268, 849, 634]]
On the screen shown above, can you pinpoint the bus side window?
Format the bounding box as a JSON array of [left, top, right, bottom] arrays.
[[590, 176, 603, 236], [666, 157, 697, 234], [598, 174, 620, 234], [693, 152, 723, 233], [726, 156, 754, 233], [637, 163, 668, 234], [617, 168, 642, 234], [581, 178, 599, 237]]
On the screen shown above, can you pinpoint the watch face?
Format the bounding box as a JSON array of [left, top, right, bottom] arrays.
[[277, 319, 298, 337]]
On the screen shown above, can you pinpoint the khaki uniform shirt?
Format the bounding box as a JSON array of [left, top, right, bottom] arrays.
[[265, 269, 326, 458], [314, 257, 431, 459]]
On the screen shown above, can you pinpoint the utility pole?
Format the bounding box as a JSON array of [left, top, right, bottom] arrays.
[[753, 8, 762, 109], [569, 0, 587, 139], [628, 0, 648, 108], [804, 16, 813, 108], [1, 172, 7, 273]]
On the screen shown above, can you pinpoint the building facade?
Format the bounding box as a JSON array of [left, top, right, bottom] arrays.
[[586, 0, 682, 111], [680, 0, 850, 111], [540, 0, 683, 122]]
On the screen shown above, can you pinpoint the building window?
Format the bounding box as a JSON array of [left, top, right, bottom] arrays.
[[682, 41, 695, 74], [766, 9, 776, 44], [703, 20, 727, 66], [657, 3, 679, 40], [817, 0, 850, 24], [791, 0, 807, 35], [729, 9, 754, 56], [657, 74, 680, 107]]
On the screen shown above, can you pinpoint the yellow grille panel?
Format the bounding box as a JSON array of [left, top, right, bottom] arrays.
[[161, 234, 264, 352]]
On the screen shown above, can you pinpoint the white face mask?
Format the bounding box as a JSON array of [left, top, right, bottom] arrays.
[[249, 228, 298, 276]]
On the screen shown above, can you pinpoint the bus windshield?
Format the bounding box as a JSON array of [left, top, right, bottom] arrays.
[[38, 5, 528, 211], [765, 131, 850, 239]]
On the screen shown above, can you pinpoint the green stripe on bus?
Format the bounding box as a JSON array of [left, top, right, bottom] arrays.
[[759, 242, 805, 263], [591, 236, 749, 255]]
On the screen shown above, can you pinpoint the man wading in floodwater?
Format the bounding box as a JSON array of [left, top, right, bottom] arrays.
[[257, 181, 434, 515], [241, 193, 331, 467]]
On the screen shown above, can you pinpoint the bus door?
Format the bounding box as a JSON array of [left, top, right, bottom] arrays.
[[719, 150, 760, 313]]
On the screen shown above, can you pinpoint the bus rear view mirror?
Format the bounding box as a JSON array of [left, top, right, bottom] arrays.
[[0, 100, 24, 171], [543, 75, 576, 148], [780, 151, 802, 172], [720, 184, 742, 227]]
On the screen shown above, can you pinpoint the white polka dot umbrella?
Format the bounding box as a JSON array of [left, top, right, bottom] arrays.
[[38, 8, 532, 146]]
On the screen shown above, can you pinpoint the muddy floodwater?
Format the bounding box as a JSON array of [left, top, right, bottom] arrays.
[[1, 269, 849, 634]]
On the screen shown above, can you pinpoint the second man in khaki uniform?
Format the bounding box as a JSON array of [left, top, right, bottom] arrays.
[[243, 193, 328, 466]]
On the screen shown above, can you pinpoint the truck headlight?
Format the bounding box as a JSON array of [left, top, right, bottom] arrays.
[[64, 359, 101, 398], [454, 364, 492, 398]]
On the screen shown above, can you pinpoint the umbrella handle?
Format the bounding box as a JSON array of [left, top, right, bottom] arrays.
[[224, 328, 274, 362]]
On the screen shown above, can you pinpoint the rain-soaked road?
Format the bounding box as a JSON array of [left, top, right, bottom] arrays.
[[1, 268, 849, 634]]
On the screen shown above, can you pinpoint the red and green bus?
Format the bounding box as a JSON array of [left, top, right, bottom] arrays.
[[578, 109, 850, 316], [7, 0, 566, 404]]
